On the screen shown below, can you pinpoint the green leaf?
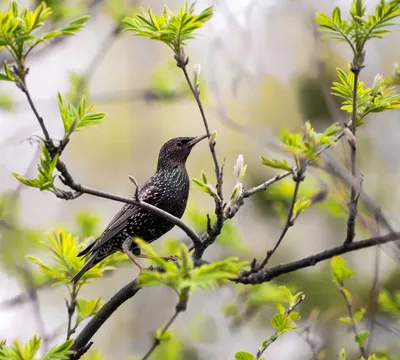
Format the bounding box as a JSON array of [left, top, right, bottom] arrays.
[[27, 229, 126, 285], [13, 144, 58, 191], [293, 198, 311, 217], [123, 4, 213, 54], [339, 348, 346, 360], [279, 286, 293, 304], [378, 289, 400, 318], [354, 307, 366, 323], [355, 330, 369, 347], [271, 313, 296, 334], [235, 352, 255, 360], [76, 297, 105, 324], [260, 157, 291, 171], [41, 340, 73, 360], [330, 256, 355, 284], [288, 311, 301, 321], [338, 316, 353, 325], [191, 178, 220, 199], [274, 303, 285, 314]]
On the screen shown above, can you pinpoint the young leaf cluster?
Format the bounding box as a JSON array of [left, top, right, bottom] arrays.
[[378, 289, 400, 319], [0, 1, 88, 73], [191, 171, 220, 200], [136, 239, 248, 293], [225, 154, 247, 217], [234, 286, 304, 360], [332, 67, 400, 125], [263, 121, 341, 165], [0, 336, 73, 360], [122, 2, 213, 54], [12, 144, 58, 191], [330, 257, 372, 351], [58, 93, 105, 140], [27, 229, 126, 286], [316, 0, 400, 64]]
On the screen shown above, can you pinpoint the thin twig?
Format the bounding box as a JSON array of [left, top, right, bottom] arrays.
[[66, 286, 79, 340], [236, 232, 400, 285], [176, 52, 222, 200], [366, 212, 381, 353], [258, 171, 304, 269], [345, 66, 361, 244], [338, 281, 368, 359], [256, 294, 305, 359], [141, 294, 188, 360]]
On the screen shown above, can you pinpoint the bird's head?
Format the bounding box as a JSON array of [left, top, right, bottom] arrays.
[[157, 135, 207, 170]]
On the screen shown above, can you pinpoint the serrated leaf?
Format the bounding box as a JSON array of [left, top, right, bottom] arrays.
[[123, 4, 213, 54], [76, 297, 105, 324], [354, 308, 366, 323], [338, 316, 353, 325], [235, 352, 254, 360], [330, 256, 355, 284], [279, 286, 293, 304], [274, 303, 285, 314], [355, 331, 369, 347], [260, 157, 291, 171], [41, 340, 73, 360], [293, 198, 311, 217]]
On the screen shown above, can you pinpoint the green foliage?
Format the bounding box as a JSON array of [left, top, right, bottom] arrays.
[[0, 336, 73, 360], [332, 67, 400, 123], [235, 286, 304, 359], [292, 197, 311, 217], [76, 297, 105, 324], [122, 2, 213, 54], [191, 176, 219, 200], [378, 289, 400, 319], [27, 229, 126, 285], [136, 239, 248, 293], [12, 144, 58, 191], [58, 93, 105, 139], [235, 352, 255, 360], [0, 1, 88, 68], [279, 121, 341, 163], [260, 157, 291, 171], [316, 0, 400, 62], [330, 256, 355, 284], [355, 330, 370, 347]]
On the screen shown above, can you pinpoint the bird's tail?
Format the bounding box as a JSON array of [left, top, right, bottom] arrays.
[[71, 251, 106, 284]]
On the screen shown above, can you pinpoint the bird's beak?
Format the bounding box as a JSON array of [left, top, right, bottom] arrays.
[[187, 134, 207, 147]]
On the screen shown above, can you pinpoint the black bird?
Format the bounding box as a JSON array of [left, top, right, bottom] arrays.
[[71, 135, 206, 284]]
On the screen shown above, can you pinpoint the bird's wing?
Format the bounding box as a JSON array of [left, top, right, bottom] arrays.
[[87, 182, 159, 254]]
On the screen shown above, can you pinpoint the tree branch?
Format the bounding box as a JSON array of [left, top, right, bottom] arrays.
[[70, 279, 140, 358], [236, 232, 400, 285], [345, 66, 361, 244]]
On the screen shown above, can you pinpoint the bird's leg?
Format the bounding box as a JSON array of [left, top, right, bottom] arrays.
[[122, 238, 143, 272]]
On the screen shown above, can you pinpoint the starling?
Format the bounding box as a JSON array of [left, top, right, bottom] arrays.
[[71, 135, 206, 283]]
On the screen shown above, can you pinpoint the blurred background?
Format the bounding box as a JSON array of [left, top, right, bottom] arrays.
[[0, 0, 399, 359]]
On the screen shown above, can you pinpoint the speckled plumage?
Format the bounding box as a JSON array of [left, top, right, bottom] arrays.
[[71, 136, 206, 283]]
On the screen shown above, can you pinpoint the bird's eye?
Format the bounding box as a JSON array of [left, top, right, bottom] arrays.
[[176, 141, 183, 148]]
